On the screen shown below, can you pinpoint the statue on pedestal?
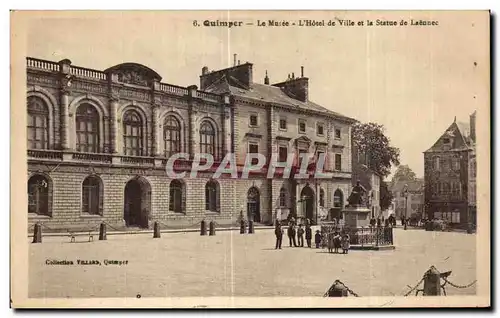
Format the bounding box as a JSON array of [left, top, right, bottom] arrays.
[[347, 181, 367, 207]]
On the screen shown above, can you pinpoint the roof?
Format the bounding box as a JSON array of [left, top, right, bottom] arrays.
[[205, 75, 356, 122], [424, 121, 472, 153]]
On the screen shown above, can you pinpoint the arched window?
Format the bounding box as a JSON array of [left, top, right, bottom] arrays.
[[123, 110, 143, 156], [82, 176, 103, 215], [279, 187, 287, 207], [443, 182, 450, 195], [200, 121, 216, 158], [205, 180, 220, 212], [334, 189, 343, 208], [76, 104, 100, 153], [319, 188, 325, 207], [164, 116, 181, 157], [169, 179, 185, 213], [27, 96, 49, 150], [28, 174, 51, 216]]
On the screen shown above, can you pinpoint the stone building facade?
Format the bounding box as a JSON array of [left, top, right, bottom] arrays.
[[390, 179, 424, 219], [423, 112, 476, 227], [26, 57, 356, 231]]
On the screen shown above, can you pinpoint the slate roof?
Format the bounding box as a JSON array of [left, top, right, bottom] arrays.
[[204, 75, 356, 122]]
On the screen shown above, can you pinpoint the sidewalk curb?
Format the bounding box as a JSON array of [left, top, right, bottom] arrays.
[[28, 226, 275, 238]]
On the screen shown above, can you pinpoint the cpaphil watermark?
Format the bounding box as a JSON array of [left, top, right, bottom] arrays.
[[165, 152, 335, 179]]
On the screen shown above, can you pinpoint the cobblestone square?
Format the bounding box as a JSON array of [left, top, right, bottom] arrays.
[[29, 228, 476, 298]]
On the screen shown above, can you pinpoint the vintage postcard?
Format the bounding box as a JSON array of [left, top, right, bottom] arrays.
[[10, 10, 490, 308]]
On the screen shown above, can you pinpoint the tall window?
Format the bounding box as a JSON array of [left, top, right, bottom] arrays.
[[335, 154, 342, 171], [164, 116, 181, 157], [82, 176, 102, 215], [205, 180, 220, 212], [249, 143, 259, 165], [319, 188, 325, 207], [200, 121, 216, 159], [334, 189, 343, 208], [27, 96, 49, 150], [443, 182, 450, 195], [279, 187, 287, 207], [28, 175, 50, 216], [278, 146, 288, 163], [76, 104, 100, 153], [169, 179, 184, 213], [123, 110, 143, 156], [433, 156, 440, 171]]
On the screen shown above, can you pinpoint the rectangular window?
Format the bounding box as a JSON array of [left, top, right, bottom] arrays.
[[317, 123, 324, 136], [298, 120, 306, 133], [249, 143, 259, 165], [316, 151, 325, 163], [279, 118, 287, 130], [278, 146, 288, 163], [249, 114, 258, 127], [298, 149, 308, 167], [443, 138, 450, 144], [335, 128, 341, 139], [335, 154, 342, 171]]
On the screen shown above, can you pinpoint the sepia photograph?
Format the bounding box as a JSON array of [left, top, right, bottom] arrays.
[[10, 10, 490, 308]]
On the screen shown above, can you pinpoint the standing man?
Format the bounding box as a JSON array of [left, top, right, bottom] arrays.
[[274, 219, 283, 249], [288, 222, 298, 247], [305, 224, 312, 248], [297, 224, 305, 247]]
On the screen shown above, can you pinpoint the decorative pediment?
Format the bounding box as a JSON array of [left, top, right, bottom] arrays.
[[295, 135, 312, 145], [276, 136, 292, 141], [105, 63, 162, 87], [314, 141, 328, 147]]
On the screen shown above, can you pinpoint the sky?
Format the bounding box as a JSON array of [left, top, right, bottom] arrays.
[[23, 11, 489, 179]]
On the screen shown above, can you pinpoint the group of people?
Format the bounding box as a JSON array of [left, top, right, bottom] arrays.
[[369, 215, 397, 228], [274, 217, 351, 254]]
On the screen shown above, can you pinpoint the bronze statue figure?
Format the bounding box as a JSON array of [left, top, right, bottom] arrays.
[[347, 180, 367, 207]]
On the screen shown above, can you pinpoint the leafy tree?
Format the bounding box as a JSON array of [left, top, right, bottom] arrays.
[[380, 181, 393, 211], [391, 165, 417, 183], [352, 122, 400, 178]]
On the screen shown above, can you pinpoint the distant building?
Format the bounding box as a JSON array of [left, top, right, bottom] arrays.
[[423, 112, 476, 227], [351, 144, 381, 219], [390, 179, 424, 219]]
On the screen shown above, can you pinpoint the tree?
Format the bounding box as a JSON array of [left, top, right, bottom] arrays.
[[352, 122, 400, 178], [391, 165, 417, 183], [380, 181, 393, 211]]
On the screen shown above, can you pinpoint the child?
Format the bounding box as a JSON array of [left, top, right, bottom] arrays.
[[305, 225, 312, 248], [341, 233, 350, 254], [297, 224, 305, 247], [327, 232, 334, 253], [314, 230, 322, 248]]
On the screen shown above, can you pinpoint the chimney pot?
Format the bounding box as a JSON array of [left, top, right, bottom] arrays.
[[238, 60, 240, 65], [264, 70, 269, 85], [301, 66, 304, 77], [292, 72, 295, 79], [202, 66, 209, 75], [233, 54, 237, 67]]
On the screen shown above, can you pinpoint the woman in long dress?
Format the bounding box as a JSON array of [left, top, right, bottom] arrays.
[[341, 233, 350, 254]]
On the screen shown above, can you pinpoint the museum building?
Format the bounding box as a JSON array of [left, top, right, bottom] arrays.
[[26, 56, 357, 231]]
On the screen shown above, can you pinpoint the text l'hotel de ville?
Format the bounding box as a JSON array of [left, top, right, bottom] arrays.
[[195, 19, 440, 28]]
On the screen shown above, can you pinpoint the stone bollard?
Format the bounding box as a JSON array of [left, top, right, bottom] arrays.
[[240, 219, 246, 234], [32, 223, 42, 243], [200, 219, 207, 236], [99, 223, 107, 241], [209, 221, 216, 236], [423, 266, 441, 296], [248, 220, 254, 234], [153, 221, 161, 238], [326, 280, 348, 297]]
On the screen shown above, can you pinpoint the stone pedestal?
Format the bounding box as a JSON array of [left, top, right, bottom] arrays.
[[343, 206, 371, 228]]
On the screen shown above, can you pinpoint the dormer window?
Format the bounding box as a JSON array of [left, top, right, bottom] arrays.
[[443, 138, 450, 144]]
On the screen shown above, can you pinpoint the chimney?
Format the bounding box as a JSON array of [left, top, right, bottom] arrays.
[[233, 54, 237, 67], [272, 70, 309, 102], [200, 61, 254, 90], [238, 60, 240, 65], [301, 66, 304, 78], [264, 70, 269, 85], [470, 111, 476, 142], [202, 66, 209, 75]]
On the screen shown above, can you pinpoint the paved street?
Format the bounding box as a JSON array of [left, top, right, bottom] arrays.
[[29, 228, 476, 298]]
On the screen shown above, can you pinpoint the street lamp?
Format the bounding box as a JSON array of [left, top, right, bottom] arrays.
[[403, 185, 409, 230]]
